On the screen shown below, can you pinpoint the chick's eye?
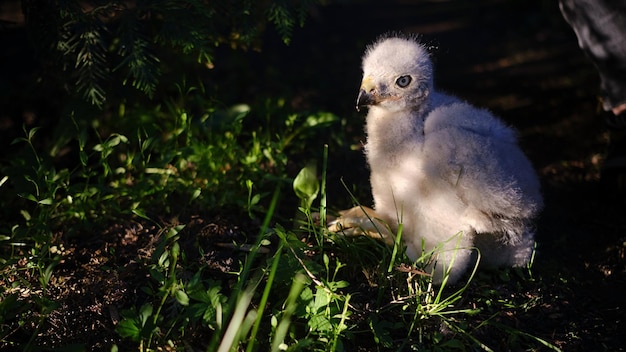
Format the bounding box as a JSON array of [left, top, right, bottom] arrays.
[[395, 75, 412, 88]]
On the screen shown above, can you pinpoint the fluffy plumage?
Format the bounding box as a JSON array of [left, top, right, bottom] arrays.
[[333, 34, 543, 283]]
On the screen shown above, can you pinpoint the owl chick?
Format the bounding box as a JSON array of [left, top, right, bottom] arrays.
[[332, 34, 543, 284]]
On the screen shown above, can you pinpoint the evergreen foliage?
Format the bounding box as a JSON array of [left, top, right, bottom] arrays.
[[21, 0, 318, 107]]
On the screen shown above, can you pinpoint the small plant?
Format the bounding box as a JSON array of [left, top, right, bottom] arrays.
[[117, 224, 188, 349]]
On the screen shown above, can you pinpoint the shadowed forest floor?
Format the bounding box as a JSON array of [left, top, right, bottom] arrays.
[[1, 0, 625, 350]]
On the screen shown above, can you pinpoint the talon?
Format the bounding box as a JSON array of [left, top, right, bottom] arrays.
[[327, 206, 396, 245]]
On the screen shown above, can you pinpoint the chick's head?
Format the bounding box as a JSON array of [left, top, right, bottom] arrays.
[[357, 35, 433, 112]]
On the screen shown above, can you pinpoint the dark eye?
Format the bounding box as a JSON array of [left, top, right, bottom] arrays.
[[395, 75, 412, 88]]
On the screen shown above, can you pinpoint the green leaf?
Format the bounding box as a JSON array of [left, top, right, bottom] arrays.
[[190, 188, 201, 202], [267, 2, 295, 45], [149, 267, 166, 283], [174, 288, 190, 306], [293, 162, 319, 210], [304, 112, 338, 128], [27, 126, 41, 141], [250, 194, 261, 206], [328, 280, 350, 290], [38, 198, 54, 205], [166, 225, 185, 239], [139, 303, 153, 326], [21, 193, 38, 203], [309, 287, 330, 314], [300, 287, 313, 303], [308, 314, 332, 333], [158, 250, 169, 267], [131, 208, 152, 221], [20, 210, 31, 221], [79, 150, 88, 166], [170, 241, 180, 261], [117, 318, 140, 340]]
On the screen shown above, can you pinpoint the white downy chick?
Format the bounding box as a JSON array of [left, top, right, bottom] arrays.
[[334, 34, 543, 284]]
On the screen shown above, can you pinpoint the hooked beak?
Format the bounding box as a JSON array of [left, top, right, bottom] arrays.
[[356, 76, 377, 111]]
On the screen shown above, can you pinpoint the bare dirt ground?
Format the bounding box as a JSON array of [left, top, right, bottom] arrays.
[[1, 0, 625, 350]]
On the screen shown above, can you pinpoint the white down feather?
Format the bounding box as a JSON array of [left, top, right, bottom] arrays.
[[348, 34, 543, 283]]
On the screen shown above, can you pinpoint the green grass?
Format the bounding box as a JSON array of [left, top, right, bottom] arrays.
[[0, 81, 562, 351]]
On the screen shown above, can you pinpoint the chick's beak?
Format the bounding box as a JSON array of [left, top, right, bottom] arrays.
[[356, 76, 377, 111]]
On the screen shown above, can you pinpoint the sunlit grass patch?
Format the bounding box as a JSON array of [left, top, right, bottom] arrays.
[[0, 94, 561, 350]]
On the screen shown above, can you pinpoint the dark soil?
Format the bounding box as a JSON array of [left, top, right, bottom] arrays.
[[1, 0, 625, 351]]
